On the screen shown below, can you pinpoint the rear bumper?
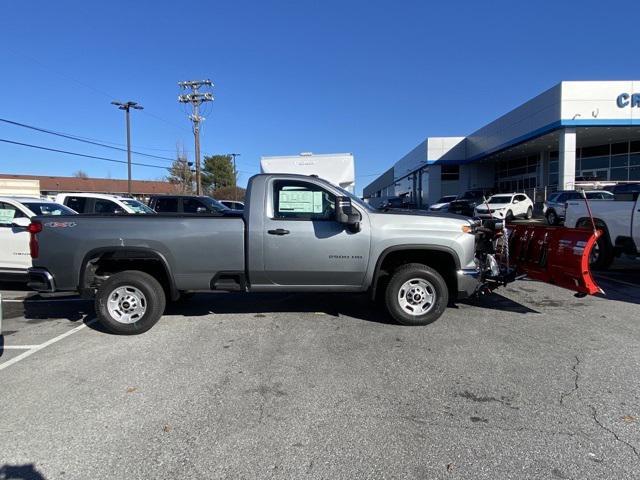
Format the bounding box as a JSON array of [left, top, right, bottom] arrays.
[[456, 269, 482, 299], [27, 268, 56, 293]]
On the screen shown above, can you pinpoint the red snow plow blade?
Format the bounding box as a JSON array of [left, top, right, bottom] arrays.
[[503, 224, 602, 296]]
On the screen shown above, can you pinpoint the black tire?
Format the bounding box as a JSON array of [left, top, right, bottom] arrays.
[[590, 233, 615, 271], [526, 206, 533, 220], [546, 210, 558, 225], [506, 210, 514, 221], [385, 263, 449, 326], [95, 270, 166, 335]]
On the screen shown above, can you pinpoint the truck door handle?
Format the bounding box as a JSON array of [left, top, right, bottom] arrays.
[[267, 228, 290, 236]]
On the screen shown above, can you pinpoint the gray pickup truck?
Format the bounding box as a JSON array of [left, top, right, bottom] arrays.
[[27, 174, 502, 334]]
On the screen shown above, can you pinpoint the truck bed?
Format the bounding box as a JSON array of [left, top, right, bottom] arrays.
[[31, 214, 245, 292]]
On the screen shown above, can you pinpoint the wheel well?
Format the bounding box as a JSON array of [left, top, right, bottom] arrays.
[[373, 249, 458, 301], [82, 250, 177, 300], [576, 218, 610, 237]]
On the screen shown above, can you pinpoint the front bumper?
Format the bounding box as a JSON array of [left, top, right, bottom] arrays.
[[27, 268, 56, 292], [474, 210, 506, 219], [456, 269, 482, 299]]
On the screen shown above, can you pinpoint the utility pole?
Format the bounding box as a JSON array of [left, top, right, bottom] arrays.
[[229, 153, 241, 201], [178, 80, 214, 195], [111, 101, 143, 195]]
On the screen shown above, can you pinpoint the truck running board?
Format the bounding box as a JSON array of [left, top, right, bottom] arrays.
[[503, 224, 603, 296]]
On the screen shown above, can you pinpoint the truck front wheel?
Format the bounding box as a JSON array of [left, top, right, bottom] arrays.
[[385, 263, 448, 326], [95, 270, 166, 334]]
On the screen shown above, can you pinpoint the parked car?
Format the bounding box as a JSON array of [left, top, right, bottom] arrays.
[[448, 189, 493, 217], [27, 173, 511, 334], [55, 193, 155, 214], [379, 196, 418, 210], [474, 193, 534, 220], [565, 185, 640, 269], [219, 200, 244, 210], [429, 195, 457, 212], [0, 196, 76, 280], [148, 195, 231, 214], [543, 190, 614, 225]]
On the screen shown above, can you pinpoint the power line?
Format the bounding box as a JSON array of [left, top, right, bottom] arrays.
[[0, 138, 170, 171], [0, 118, 175, 163]]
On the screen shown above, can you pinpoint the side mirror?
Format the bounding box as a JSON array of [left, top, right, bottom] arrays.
[[513, 199, 519, 204], [11, 217, 31, 229], [335, 196, 361, 232], [196, 206, 208, 214], [113, 208, 126, 214]]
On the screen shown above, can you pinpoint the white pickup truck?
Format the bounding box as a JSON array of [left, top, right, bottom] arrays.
[[565, 185, 640, 269]]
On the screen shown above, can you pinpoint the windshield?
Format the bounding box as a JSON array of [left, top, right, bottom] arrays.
[[200, 197, 230, 212], [23, 202, 77, 216], [487, 195, 513, 204], [436, 196, 456, 203], [121, 199, 155, 214], [335, 186, 377, 212]]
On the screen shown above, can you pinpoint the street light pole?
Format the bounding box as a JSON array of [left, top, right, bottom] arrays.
[[112, 100, 144, 195]]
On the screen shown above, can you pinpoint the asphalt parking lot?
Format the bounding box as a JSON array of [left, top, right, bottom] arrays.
[[1, 260, 639, 480]]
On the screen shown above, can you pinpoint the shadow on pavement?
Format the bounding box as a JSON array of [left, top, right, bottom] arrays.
[[0, 464, 47, 480], [22, 298, 94, 323], [460, 293, 540, 314], [164, 292, 397, 325]]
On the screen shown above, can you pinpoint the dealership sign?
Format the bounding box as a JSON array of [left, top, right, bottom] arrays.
[[616, 93, 640, 108]]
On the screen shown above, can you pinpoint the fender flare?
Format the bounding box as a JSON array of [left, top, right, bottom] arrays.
[[79, 246, 179, 300], [370, 244, 461, 299]]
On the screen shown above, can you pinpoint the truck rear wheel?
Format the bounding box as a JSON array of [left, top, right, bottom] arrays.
[[385, 263, 448, 326], [95, 270, 166, 334], [590, 233, 614, 271]]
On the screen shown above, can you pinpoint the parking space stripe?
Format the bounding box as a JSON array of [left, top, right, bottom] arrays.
[[2, 345, 40, 350], [0, 320, 94, 371]]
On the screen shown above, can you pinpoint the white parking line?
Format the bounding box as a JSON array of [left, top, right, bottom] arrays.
[[0, 320, 94, 371], [2, 345, 40, 350]]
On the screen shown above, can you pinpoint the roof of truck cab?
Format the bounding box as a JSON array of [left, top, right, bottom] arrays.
[[0, 196, 53, 203]]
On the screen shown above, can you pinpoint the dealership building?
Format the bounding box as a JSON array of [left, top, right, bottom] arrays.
[[363, 81, 640, 207]]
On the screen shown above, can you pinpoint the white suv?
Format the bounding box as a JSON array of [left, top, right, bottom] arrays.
[[474, 193, 534, 220], [55, 193, 155, 214], [0, 197, 76, 279]]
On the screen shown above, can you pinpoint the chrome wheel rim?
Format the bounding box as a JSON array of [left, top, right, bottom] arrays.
[[107, 286, 147, 324], [397, 278, 436, 316]]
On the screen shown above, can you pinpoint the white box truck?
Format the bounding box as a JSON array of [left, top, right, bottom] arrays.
[[260, 152, 355, 193]]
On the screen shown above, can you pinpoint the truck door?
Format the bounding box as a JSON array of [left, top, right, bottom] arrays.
[[262, 179, 370, 287], [0, 202, 31, 271]]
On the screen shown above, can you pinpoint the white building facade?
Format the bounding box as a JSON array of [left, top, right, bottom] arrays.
[[364, 81, 640, 207]]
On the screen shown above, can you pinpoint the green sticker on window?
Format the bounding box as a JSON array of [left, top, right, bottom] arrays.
[[0, 208, 16, 224], [279, 190, 323, 213]]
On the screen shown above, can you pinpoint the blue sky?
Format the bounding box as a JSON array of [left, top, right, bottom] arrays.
[[0, 0, 637, 194]]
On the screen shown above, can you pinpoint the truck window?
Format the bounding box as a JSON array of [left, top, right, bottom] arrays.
[[94, 199, 119, 214], [273, 180, 336, 220], [65, 197, 88, 213], [0, 202, 26, 224], [183, 198, 209, 213], [153, 197, 179, 212]]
